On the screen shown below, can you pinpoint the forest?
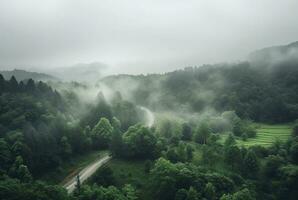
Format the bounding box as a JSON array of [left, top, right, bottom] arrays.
[[1, 0, 298, 199], [0, 43, 298, 200]]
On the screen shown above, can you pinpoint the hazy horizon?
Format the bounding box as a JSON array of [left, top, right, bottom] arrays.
[[1, 0, 298, 75]]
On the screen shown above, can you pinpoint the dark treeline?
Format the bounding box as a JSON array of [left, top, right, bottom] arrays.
[[0, 74, 144, 176], [0, 75, 68, 174], [0, 74, 146, 200]]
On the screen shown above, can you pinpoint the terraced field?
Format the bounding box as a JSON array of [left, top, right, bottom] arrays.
[[220, 124, 292, 147]]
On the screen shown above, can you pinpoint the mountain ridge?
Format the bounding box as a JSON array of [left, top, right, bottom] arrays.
[[0, 69, 59, 81]]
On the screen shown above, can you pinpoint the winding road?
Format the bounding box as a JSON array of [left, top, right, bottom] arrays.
[[139, 106, 155, 127], [63, 155, 111, 193], [63, 106, 154, 193]]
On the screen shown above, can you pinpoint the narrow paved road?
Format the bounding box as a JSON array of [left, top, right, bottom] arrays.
[[63, 155, 111, 193], [63, 106, 154, 193]]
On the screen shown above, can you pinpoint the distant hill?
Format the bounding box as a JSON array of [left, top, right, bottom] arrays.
[[249, 41, 298, 65], [48, 62, 108, 83], [0, 69, 59, 81]]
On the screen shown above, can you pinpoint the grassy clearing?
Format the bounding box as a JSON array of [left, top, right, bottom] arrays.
[[38, 150, 108, 185], [106, 159, 151, 200], [220, 123, 292, 147]]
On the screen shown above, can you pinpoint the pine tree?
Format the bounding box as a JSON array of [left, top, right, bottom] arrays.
[[224, 134, 236, 147], [0, 74, 5, 93], [243, 150, 259, 178], [181, 123, 192, 141], [9, 76, 18, 92], [187, 187, 200, 200], [25, 78, 36, 92], [224, 145, 241, 170], [194, 122, 211, 144], [9, 155, 32, 182], [204, 182, 216, 200], [60, 136, 72, 159], [0, 138, 11, 170]]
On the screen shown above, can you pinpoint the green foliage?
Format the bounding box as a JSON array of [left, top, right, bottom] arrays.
[[186, 187, 200, 200], [103, 60, 298, 123], [149, 158, 234, 200], [60, 136, 72, 159], [293, 122, 298, 137], [263, 155, 285, 177], [122, 124, 157, 159], [1, 59, 298, 200], [0, 178, 69, 200], [91, 117, 113, 149], [181, 123, 192, 141], [233, 120, 256, 138], [224, 134, 236, 147], [201, 145, 219, 167], [174, 188, 188, 200], [109, 127, 123, 157], [289, 141, 298, 164], [204, 182, 216, 200], [175, 187, 200, 200], [144, 160, 153, 173], [220, 188, 255, 200], [194, 122, 211, 144], [159, 120, 174, 138], [0, 77, 72, 174], [223, 124, 292, 147], [9, 156, 32, 182], [81, 95, 113, 129], [224, 145, 241, 170], [165, 143, 193, 163], [113, 101, 140, 131], [278, 164, 298, 199], [241, 133, 248, 141], [0, 139, 11, 170], [111, 117, 122, 130], [75, 184, 138, 200], [243, 150, 259, 178], [90, 166, 115, 187]]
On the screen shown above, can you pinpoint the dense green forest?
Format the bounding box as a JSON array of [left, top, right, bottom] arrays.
[[103, 60, 298, 123], [0, 43, 298, 200]]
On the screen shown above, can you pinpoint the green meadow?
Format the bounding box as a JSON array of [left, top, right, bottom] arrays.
[[220, 124, 292, 147]]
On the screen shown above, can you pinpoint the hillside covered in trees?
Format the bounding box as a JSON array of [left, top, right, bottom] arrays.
[[103, 42, 298, 123], [0, 42, 298, 200]]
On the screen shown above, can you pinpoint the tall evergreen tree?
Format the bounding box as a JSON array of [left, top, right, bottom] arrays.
[[25, 78, 36, 92], [181, 123, 192, 141], [194, 122, 211, 144], [0, 74, 5, 93], [9, 76, 18, 92], [243, 149, 259, 178]]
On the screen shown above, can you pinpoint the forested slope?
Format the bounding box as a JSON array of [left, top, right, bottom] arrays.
[[103, 52, 298, 123]]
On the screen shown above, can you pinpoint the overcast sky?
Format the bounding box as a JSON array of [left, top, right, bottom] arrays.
[[0, 0, 298, 74]]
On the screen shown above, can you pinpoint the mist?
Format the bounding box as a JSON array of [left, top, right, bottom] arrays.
[[1, 0, 298, 75]]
